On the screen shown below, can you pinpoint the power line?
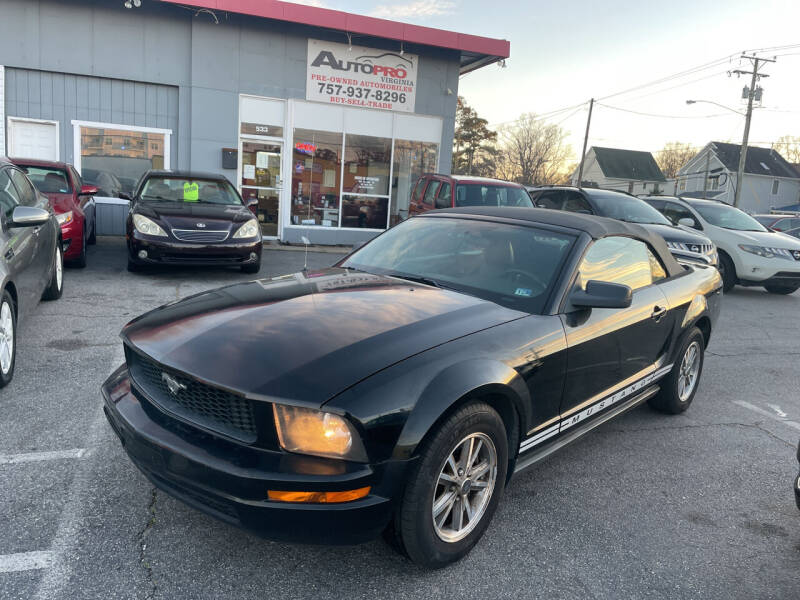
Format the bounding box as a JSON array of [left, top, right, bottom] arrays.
[[596, 102, 733, 120]]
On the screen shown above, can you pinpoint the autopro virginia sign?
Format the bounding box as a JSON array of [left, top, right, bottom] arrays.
[[306, 39, 418, 113]]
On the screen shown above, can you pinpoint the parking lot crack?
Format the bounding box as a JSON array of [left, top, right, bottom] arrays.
[[137, 488, 159, 600]]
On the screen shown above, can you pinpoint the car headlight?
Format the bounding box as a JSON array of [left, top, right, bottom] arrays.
[[273, 404, 366, 461], [233, 218, 259, 239], [737, 244, 795, 260], [56, 211, 74, 226], [666, 241, 688, 251], [132, 214, 167, 237]]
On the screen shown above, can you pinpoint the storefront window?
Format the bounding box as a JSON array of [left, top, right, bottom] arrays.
[[390, 140, 438, 225], [290, 129, 342, 227], [343, 134, 391, 196], [341, 195, 389, 229], [78, 127, 166, 196]]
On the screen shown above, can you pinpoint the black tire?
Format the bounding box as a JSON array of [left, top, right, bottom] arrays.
[[241, 261, 261, 274], [87, 220, 97, 245], [649, 327, 705, 414], [42, 244, 64, 301], [764, 284, 800, 295], [127, 257, 142, 273], [0, 290, 17, 389], [71, 230, 87, 269], [718, 252, 736, 293], [391, 401, 508, 568]]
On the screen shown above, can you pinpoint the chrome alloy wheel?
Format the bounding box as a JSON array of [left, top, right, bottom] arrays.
[[55, 247, 63, 291], [678, 341, 701, 402], [0, 301, 13, 375], [432, 432, 498, 543]]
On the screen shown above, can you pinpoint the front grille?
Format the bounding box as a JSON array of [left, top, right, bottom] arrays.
[[128, 351, 257, 443], [171, 229, 229, 243], [160, 253, 246, 264]]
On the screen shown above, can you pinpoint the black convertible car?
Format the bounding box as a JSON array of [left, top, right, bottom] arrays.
[[125, 171, 262, 273], [102, 207, 722, 567]]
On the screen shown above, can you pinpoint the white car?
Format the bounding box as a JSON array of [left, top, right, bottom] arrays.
[[641, 196, 800, 295]]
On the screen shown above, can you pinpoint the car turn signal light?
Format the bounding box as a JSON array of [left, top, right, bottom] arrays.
[[267, 487, 371, 504]]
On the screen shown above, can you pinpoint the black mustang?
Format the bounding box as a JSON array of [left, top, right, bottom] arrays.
[[102, 207, 722, 567]]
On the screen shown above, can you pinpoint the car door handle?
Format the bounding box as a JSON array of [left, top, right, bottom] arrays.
[[651, 306, 667, 321], [4, 248, 13, 261]]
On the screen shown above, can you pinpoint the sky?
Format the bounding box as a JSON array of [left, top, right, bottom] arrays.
[[287, 0, 800, 162]]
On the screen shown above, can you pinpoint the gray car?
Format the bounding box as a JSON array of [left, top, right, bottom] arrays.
[[0, 157, 64, 388]]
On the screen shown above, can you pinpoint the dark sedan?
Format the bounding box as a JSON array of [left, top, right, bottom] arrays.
[[529, 186, 719, 267], [1, 157, 63, 388], [102, 207, 722, 567], [126, 171, 262, 273]]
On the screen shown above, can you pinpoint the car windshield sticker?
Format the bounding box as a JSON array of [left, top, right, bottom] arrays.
[[183, 182, 199, 202], [514, 288, 533, 297]]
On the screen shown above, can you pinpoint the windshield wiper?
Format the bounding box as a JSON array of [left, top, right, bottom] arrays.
[[385, 272, 443, 288]]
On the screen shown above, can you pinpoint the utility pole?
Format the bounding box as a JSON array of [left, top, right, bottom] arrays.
[[732, 54, 774, 207], [576, 98, 594, 188]]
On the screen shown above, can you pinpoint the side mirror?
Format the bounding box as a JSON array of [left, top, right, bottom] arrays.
[[570, 280, 632, 310], [11, 206, 50, 227], [79, 185, 98, 196], [246, 198, 258, 215], [118, 192, 132, 201], [678, 217, 698, 229]]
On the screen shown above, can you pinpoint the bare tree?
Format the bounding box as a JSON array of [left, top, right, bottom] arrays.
[[452, 97, 498, 177], [655, 142, 698, 179], [495, 114, 572, 186], [774, 135, 800, 164]]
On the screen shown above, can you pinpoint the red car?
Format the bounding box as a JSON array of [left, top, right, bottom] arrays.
[[11, 159, 97, 268], [407, 174, 533, 217]]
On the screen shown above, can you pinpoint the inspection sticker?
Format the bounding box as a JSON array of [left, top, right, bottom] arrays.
[[514, 288, 533, 297]]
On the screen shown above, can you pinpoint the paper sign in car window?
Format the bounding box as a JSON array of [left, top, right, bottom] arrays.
[[183, 181, 199, 202], [514, 288, 533, 297]]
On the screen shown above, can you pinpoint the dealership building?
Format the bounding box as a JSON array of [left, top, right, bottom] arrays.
[[0, 0, 509, 245]]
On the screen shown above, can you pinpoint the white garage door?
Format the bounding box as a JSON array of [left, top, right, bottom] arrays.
[[7, 118, 59, 160]]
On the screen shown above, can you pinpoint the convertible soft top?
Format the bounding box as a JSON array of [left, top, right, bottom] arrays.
[[427, 206, 685, 278]]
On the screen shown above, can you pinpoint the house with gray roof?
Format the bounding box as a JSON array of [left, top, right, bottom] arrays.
[[675, 142, 800, 213], [570, 146, 667, 195]]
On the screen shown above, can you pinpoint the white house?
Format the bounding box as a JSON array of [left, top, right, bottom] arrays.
[[675, 142, 800, 213], [571, 146, 667, 194]]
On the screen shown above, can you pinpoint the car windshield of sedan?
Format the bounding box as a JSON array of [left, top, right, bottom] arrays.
[[692, 203, 767, 232], [342, 217, 576, 313], [589, 192, 672, 225], [455, 184, 534, 208], [140, 177, 242, 205], [19, 166, 72, 194]]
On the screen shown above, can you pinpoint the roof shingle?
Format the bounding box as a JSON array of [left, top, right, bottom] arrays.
[[591, 147, 666, 182]]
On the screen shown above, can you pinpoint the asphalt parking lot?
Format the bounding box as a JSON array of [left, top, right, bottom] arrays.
[[1, 237, 799, 600]]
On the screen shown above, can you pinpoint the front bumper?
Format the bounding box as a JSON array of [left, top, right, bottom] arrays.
[[101, 364, 402, 544], [734, 251, 800, 285], [60, 219, 82, 260], [128, 233, 262, 267]]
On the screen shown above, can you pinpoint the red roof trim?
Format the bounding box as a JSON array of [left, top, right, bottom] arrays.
[[157, 0, 509, 60]]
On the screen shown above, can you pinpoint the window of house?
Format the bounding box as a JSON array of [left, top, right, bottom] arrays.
[[678, 179, 686, 191], [341, 134, 392, 229], [579, 236, 657, 292], [289, 129, 342, 228], [772, 179, 780, 195]]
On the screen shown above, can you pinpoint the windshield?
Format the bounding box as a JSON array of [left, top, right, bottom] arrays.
[[692, 203, 767, 232], [588, 191, 672, 225], [140, 177, 242, 205], [455, 184, 534, 208], [18, 166, 72, 194], [341, 216, 575, 314]]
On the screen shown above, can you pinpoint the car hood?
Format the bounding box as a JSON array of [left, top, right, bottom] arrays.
[[135, 201, 253, 230], [716, 228, 800, 249], [121, 268, 525, 406], [638, 223, 712, 245]]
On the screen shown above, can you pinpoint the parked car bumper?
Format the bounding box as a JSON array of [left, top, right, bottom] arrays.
[[101, 364, 400, 544], [734, 252, 800, 285], [127, 232, 262, 267], [60, 218, 83, 260]]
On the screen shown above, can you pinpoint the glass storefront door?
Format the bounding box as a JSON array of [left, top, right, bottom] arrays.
[[240, 140, 283, 237]]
